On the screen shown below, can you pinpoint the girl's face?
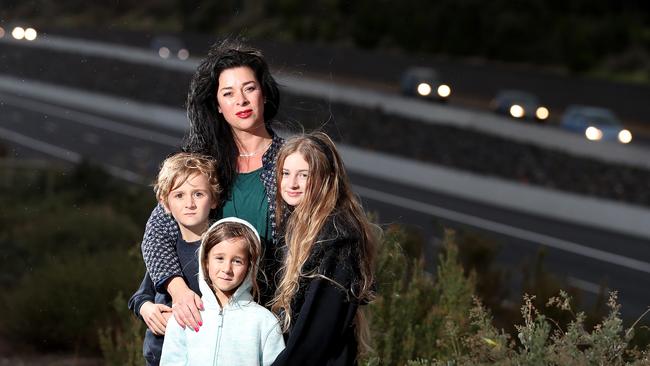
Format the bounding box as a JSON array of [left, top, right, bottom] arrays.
[[216, 66, 265, 134], [207, 238, 250, 300], [280, 152, 310, 207]]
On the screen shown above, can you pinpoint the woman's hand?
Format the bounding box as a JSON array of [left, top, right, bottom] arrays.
[[139, 301, 172, 336], [167, 277, 204, 331]]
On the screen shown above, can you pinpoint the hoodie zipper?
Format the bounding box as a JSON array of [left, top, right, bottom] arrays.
[[212, 308, 224, 366]]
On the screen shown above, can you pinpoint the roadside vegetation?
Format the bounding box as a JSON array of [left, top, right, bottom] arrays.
[[3, 0, 649, 81], [0, 157, 648, 364], [0, 158, 152, 355]]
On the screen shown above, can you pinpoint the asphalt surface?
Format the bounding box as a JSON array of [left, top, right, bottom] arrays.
[[4, 35, 650, 211], [42, 26, 650, 132], [1, 90, 649, 318]]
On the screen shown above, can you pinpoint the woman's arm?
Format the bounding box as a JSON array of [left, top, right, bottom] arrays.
[[142, 203, 203, 329], [141, 203, 182, 290]]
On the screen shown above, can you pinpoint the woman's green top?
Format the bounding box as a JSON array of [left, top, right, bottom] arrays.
[[219, 167, 271, 246]]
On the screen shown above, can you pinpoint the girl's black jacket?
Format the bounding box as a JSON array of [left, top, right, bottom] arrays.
[[271, 214, 366, 366]]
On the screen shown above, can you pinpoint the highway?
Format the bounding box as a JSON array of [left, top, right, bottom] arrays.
[[1, 86, 649, 318]]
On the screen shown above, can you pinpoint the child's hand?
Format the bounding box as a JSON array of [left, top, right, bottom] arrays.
[[140, 301, 173, 336]]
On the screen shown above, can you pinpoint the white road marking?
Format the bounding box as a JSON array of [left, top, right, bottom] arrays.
[[1, 35, 197, 72], [2, 89, 650, 276], [353, 184, 650, 275], [0, 126, 145, 184], [1, 93, 180, 146], [4, 34, 650, 170]]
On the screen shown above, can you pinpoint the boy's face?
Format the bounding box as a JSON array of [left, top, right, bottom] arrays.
[[163, 172, 216, 239], [207, 238, 249, 300]]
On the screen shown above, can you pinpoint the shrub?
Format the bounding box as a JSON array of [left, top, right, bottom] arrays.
[[362, 227, 650, 365], [364, 228, 477, 364], [0, 161, 152, 355], [98, 292, 145, 366], [0, 248, 143, 352]]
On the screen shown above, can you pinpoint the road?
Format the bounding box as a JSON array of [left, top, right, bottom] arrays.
[[1, 88, 648, 318]]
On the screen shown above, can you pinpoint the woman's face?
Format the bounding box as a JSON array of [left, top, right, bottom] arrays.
[[216, 66, 265, 134], [280, 152, 310, 207]]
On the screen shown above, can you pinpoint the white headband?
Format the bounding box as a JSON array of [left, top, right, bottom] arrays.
[[206, 217, 260, 242]]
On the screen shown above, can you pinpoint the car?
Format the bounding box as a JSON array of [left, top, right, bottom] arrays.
[[560, 105, 632, 144], [400, 67, 451, 102], [150, 36, 190, 60], [4, 22, 37, 41], [490, 89, 549, 122]]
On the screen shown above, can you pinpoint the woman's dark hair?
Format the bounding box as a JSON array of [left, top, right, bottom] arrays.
[[181, 38, 280, 204]]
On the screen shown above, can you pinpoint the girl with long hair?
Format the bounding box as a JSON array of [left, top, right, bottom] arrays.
[[270, 132, 377, 366], [140, 38, 285, 332]]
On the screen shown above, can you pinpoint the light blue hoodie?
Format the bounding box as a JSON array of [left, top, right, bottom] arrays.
[[160, 218, 285, 366]]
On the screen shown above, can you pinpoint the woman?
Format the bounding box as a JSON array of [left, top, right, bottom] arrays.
[[141, 39, 284, 331], [270, 132, 377, 365]]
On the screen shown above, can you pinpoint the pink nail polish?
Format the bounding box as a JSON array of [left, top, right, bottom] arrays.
[[198, 321, 203, 326], [195, 327, 199, 332]]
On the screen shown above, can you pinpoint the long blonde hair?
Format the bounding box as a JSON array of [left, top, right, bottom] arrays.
[[271, 132, 376, 354]]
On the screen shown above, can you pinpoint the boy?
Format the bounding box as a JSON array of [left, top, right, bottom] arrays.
[[128, 152, 221, 366]]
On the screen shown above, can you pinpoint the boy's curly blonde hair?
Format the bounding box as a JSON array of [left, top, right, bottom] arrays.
[[154, 152, 221, 208]]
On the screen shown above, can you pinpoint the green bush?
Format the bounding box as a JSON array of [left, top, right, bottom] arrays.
[[98, 292, 145, 366], [362, 227, 650, 365], [0, 199, 145, 291], [0, 248, 143, 352], [365, 228, 477, 364], [0, 160, 150, 354]]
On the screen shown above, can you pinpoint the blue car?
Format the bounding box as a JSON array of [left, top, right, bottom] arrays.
[[560, 105, 632, 144]]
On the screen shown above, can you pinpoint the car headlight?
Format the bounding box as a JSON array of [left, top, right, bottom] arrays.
[[417, 83, 432, 96], [24, 27, 37, 41], [0, 27, 5, 38], [177, 48, 190, 60], [535, 106, 549, 120], [509, 104, 525, 118], [12, 26, 25, 40], [585, 126, 603, 141], [158, 47, 171, 59], [437, 84, 451, 98], [618, 129, 632, 144]]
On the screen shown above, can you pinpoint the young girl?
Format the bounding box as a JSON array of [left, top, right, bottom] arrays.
[[160, 217, 285, 366], [270, 132, 377, 366]]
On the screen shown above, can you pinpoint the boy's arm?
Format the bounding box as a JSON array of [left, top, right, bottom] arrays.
[[141, 203, 182, 291], [127, 271, 156, 320]]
